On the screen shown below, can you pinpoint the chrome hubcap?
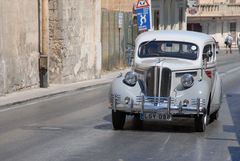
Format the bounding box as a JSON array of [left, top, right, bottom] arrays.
[[203, 114, 207, 126]]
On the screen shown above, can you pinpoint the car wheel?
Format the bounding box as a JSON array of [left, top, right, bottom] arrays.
[[133, 114, 143, 130], [112, 110, 126, 130], [195, 114, 207, 132]]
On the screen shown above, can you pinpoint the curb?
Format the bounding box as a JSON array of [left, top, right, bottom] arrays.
[[0, 68, 129, 110], [0, 82, 110, 109]]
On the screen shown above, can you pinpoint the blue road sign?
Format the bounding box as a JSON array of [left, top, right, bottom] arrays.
[[136, 7, 150, 31]]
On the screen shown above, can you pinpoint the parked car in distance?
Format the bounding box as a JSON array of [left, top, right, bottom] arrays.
[[109, 30, 222, 132]]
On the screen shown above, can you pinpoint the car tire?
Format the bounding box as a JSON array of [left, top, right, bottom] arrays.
[[195, 114, 207, 132], [133, 114, 143, 130], [112, 110, 126, 130]]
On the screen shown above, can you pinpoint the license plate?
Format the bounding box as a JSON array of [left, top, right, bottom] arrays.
[[143, 113, 172, 121]]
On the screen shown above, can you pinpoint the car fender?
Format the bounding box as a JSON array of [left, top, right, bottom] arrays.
[[110, 75, 142, 104], [210, 72, 222, 112], [175, 79, 211, 110]]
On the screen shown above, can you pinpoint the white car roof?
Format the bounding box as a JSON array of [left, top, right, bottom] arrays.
[[136, 30, 214, 47]]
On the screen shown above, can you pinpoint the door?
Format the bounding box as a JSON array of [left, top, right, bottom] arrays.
[[230, 22, 236, 42]]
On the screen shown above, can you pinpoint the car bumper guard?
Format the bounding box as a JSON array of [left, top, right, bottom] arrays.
[[111, 94, 206, 116]]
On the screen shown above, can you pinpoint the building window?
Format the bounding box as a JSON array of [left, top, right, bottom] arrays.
[[221, 22, 224, 35], [230, 22, 236, 32], [207, 23, 210, 34], [179, 7, 183, 30], [229, 0, 236, 3], [230, 22, 236, 42], [187, 23, 202, 32], [154, 10, 159, 30]]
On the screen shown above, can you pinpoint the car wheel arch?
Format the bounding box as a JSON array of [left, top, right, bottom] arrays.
[[207, 93, 212, 116]]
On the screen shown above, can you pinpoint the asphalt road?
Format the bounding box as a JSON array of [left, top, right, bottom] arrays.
[[0, 53, 240, 161]]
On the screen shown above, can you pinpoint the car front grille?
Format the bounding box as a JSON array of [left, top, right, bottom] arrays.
[[161, 68, 172, 97], [145, 66, 172, 97], [146, 66, 160, 97]]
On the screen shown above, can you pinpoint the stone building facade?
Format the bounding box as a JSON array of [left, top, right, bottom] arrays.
[[0, 0, 102, 95], [151, 0, 188, 30], [0, 0, 40, 95], [49, 0, 101, 83], [187, 0, 240, 47]]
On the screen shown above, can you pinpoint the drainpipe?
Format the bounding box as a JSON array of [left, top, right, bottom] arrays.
[[39, 0, 49, 88]]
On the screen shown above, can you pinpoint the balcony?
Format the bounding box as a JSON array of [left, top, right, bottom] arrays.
[[187, 4, 240, 17]]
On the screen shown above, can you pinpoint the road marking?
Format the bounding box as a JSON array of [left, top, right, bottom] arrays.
[[163, 135, 170, 145], [219, 66, 240, 77], [40, 126, 63, 130]]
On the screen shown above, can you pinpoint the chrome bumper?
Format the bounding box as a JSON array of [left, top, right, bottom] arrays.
[[111, 94, 206, 116]]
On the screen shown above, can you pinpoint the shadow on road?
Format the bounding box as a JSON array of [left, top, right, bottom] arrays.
[[95, 114, 196, 133], [124, 118, 196, 133], [224, 94, 240, 161]]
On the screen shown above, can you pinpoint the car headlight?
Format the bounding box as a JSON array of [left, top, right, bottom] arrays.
[[181, 74, 194, 88], [123, 71, 137, 86]]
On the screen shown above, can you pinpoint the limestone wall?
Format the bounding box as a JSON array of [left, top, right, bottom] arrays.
[[0, 0, 40, 95], [102, 0, 135, 12], [49, 0, 101, 83]]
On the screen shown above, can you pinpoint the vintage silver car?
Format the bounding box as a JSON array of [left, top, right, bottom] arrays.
[[109, 30, 222, 132]]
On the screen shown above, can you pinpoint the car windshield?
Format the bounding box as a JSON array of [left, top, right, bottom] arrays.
[[138, 41, 199, 60]]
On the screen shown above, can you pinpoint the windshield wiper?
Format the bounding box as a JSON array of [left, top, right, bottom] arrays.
[[143, 38, 156, 46]]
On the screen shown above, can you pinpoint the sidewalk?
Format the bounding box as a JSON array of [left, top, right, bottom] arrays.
[[0, 69, 129, 108], [0, 49, 240, 109], [216, 48, 240, 64]]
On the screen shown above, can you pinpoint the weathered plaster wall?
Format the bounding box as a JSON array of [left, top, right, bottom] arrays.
[[0, 0, 40, 95], [101, 0, 136, 71], [49, 0, 101, 83], [153, 0, 187, 30], [102, 0, 135, 11]]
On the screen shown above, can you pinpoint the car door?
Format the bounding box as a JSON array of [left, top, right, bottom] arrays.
[[203, 43, 217, 114], [210, 43, 222, 113]]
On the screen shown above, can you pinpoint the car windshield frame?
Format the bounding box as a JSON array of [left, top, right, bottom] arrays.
[[138, 41, 199, 60]]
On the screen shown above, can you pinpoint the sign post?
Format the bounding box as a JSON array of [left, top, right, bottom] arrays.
[[118, 12, 123, 29], [136, 0, 151, 32]]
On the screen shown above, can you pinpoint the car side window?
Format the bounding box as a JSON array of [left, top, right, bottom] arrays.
[[203, 44, 211, 53], [203, 44, 213, 62]]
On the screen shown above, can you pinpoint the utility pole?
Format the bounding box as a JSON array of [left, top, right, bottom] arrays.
[[118, 0, 122, 68], [39, 0, 49, 88]]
